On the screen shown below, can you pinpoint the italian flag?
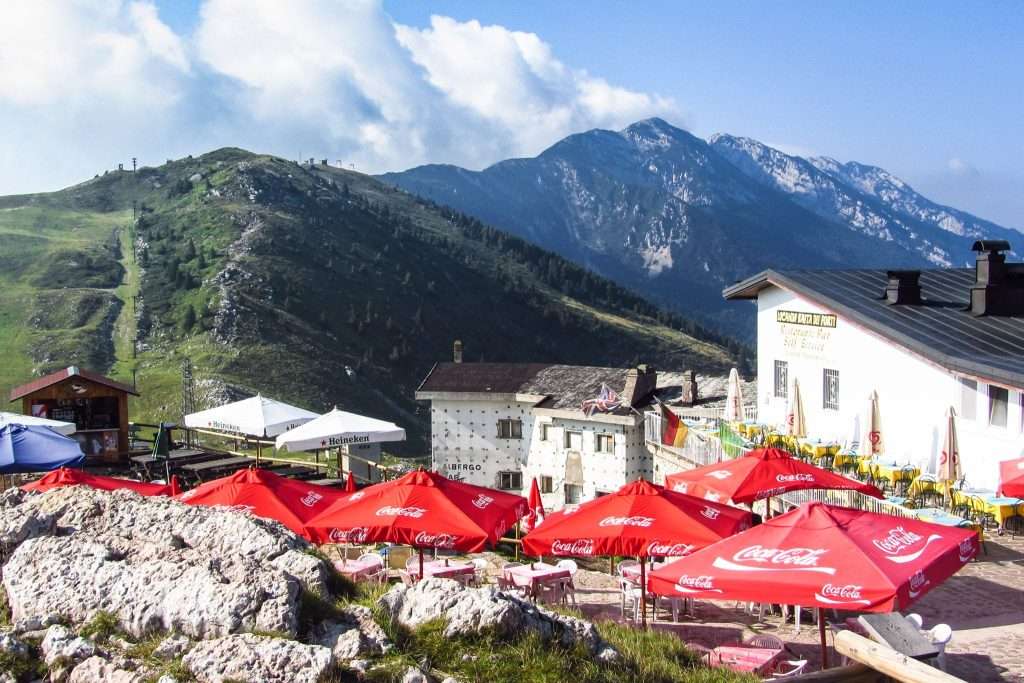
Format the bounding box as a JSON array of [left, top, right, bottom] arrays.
[[660, 403, 688, 447]]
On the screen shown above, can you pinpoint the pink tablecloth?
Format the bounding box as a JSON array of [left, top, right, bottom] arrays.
[[711, 646, 783, 674], [504, 563, 571, 590], [334, 557, 383, 581], [621, 562, 670, 584], [411, 560, 475, 581]]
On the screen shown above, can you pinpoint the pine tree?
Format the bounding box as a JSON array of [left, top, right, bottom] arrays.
[[181, 304, 196, 332]]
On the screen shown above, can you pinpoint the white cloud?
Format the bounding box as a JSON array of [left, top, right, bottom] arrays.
[[0, 0, 676, 194], [947, 157, 980, 177]]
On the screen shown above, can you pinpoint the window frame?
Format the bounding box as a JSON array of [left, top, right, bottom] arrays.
[[564, 430, 582, 449], [497, 470, 523, 491], [497, 418, 523, 439], [540, 475, 554, 494], [539, 423, 551, 441], [822, 368, 840, 411], [774, 360, 788, 399], [595, 433, 614, 453], [564, 483, 583, 504], [960, 378, 978, 421], [989, 384, 1009, 428]]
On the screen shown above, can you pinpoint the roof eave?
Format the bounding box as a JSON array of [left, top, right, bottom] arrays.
[[722, 270, 777, 300]]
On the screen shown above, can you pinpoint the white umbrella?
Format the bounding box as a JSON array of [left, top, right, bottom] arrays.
[[275, 407, 406, 452], [939, 406, 961, 483], [723, 368, 744, 422], [0, 411, 76, 436], [184, 394, 318, 438], [859, 390, 884, 457], [787, 378, 806, 438]]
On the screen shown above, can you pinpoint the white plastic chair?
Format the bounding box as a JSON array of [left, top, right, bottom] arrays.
[[769, 660, 808, 679], [471, 558, 489, 586], [554, 559, 578, 606], [619, 578, 643, 621], [929, 623, 952, 672], [906, 613, 923, 629]]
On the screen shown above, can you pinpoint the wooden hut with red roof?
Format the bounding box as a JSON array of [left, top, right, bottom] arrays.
[[9, 366, 139, 462]]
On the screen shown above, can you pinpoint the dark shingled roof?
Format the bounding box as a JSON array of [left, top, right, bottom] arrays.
[[10, 365, 140, 401], [724, 268, 1024, 388], [416, 362, 552, 395]]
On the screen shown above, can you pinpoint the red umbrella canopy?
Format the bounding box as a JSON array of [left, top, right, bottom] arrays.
[[664, 447, 883, 505], [22, 467, 174, 496], [176, 468, 349, 540], [998, 457, 1024, 498], [522, 479, 752, 558], [304, 469, 528, 552], [647, 501, 979, 613]]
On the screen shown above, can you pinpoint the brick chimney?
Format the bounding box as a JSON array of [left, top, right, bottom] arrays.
[[680, 370, 699, 405], [622, 364, 657, 407], [453, 339, 463, 363], [970, 240, 1024, 316]]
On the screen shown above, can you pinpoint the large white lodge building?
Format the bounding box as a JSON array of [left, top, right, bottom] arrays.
[[726, 240, 1024, 491]]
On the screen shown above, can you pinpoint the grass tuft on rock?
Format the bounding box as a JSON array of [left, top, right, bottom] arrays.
[[78, 610, 123, 643]]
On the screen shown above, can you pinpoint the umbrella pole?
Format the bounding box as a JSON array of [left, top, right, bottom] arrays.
[[765, 495, 771, 519], [640, 559, 648, 629], [419, 547, 424, 582], [818, 608, 829, 669]]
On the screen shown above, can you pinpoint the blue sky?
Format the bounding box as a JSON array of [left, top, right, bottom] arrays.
[[1, 1, 1021, 227]]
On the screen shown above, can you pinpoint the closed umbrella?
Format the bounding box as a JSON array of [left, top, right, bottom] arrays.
[[0, 411, 76, 436], [648, 501, 979, 668], [0, 425, 84, 473], [665, 447, 883, 510], [345, 471, 357, 492], [938, 407, 961, 484], [787, 379, 806, 438], [859, 391, 884, 457], [177, 468, 349, 540], [723, 368, 744, 422], [521, 477, 546, 532], [305, 469, 527, 577], [522, 479, 752, 626], [998, 457, 1024, 498], [22, 467, 174, 496]]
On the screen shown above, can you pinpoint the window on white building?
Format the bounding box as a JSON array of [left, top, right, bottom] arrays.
[[960, 379, 977, 420], [497, 471, 522, 490], [989, 385, 1008, 428], [595, 434, 614, 452], [540, 476, 553, 493], [823, 369, 839, 411], [774, 360, 788, 399], [497, 419, 522, 439], [564, 483, 583, 504], [564, 430, 582, 450], [540, 424, 551, 441]]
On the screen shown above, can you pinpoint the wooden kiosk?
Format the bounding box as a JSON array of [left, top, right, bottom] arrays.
[[9, 366, 139, 462]]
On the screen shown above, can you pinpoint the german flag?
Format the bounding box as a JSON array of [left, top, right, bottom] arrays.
[[660, 403, 688, 447]]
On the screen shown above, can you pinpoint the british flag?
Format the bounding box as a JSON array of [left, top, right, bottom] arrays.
[[581, 383, 622, 416]]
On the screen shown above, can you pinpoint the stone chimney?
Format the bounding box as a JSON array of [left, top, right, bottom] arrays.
[[970, 240, 1024, 316], [622, 364, 657, 407], [680, 370, 699, 405], [453, 339, 463, 363]]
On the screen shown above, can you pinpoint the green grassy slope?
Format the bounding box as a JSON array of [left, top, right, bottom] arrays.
[[0, 150, 747, 452]]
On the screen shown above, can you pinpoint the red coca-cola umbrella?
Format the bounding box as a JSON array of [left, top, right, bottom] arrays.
[[522, 479, 752, 626], [345, 471, 357, 493], [521, 477, 546, 532], [647, 501, 979, 667], [22, 467, 176, 496], [998, 457, 1024, 498], [664, 447, 882, 513], [176, 467, 349, 540], [304, 469, 528, 577]]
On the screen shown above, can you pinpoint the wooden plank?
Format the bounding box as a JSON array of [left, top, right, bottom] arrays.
[[130, 449, 213, 466], [788, 663, 884, 682], [835, 631, 966, 683], [181, 456, 252, 473], [858, 614, 939, 660]]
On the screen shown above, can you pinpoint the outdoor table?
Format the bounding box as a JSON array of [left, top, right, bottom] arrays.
[[710, 645, 783, 674], [798, 438, 840, 459], [503, 562, 571, 598], [960, 487, 1023, 526], [833, 451, 859, 469], [914, 507, 973, 528], [859, 459, 919, 485], [857, 614, 939, 662], [334, 556, 384, 582], [182, 456, 254, 474], [410, 559, 476, 583]]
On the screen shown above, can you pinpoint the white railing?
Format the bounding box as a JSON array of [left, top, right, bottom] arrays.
[[777, 485, 914, 518], [644, 411, 736, 467]]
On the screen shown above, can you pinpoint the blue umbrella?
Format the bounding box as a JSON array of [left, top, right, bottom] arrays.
[[0, 424, 85, 473]]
